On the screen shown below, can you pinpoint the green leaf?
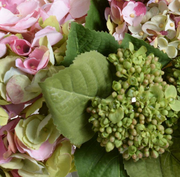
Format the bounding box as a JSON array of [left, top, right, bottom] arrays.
[[40, 51, 112, 145], [85, 0, 109, 31], [74, 135, 129, 177], [62, 22, 120, 67], [120, 33, 171, 67]]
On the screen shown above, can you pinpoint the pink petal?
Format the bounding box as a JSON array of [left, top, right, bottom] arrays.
[[47, 0, 70, 22], [0, 8, 20, 25], [23, 58, 39, 69], [0, 136, 11, 164], [0, 43, 7, 58], [6, 131, 17, 153], [11, 170, 21, 177], [134, 2, 146, 16], [0, 118, 19, 136], [3, 103, 24, 119], [10, 39, 31, 56], [31, 26, 63, 47], [13, 16, 38, 30], [16, 0, 39, 17], [24, 140, 57, 161], [29, 46, 47, 59], [0, 35, 18, 44], [37, 51, 49, 70], [70, 0, 90, 18], [110, 1, 123, 24], [15, 58, 37, 75], [0, 25, 27, 33]]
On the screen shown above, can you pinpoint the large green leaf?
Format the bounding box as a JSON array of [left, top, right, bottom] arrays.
[[120, 33, 171, 67], [40, 51, 112, 145], [85, 0, 109, 31], [74, 135, 129, 177], [62, 22, 120, 67]]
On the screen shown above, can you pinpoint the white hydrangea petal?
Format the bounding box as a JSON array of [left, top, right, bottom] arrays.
[[168, 40, 180, 48], [168, 0, 180, 15], [148, 6, 159, 18], [157, 37, 168, 48], [159, 1, 168, 14], [142, 21, 160, 35], [150, 37, 158, 48], [166, 29, 176, 39], [165, 15, 175, 31], [151, 15, 166, 30], [166, 46, 178, 58], [128, 24, 142, 34]]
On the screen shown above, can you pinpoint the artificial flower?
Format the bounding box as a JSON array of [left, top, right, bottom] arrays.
[[15, 45, 49, 75]]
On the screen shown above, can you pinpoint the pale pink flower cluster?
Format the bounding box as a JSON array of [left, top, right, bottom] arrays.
[[105, 0, 146, 41], [0, 0, 90, 176], [106, 0, 180, 58]]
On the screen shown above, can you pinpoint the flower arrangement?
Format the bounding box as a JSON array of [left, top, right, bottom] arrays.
[[0, 0, 180, 177]]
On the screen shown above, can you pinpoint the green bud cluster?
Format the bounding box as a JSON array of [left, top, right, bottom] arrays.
[[163, 58, 180, 95], [87, 45, 180, 162]]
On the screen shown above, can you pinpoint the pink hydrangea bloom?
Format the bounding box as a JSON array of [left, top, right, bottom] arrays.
[[40, 0, 90, 25], [15, 137, 57, 161], [0, 119, 19, 164], [1, 35, 32, 56], [0, 0, 40, 33], [9, 38, 32, 56], [15, 46, 49, 75], [122, 1, 146, 26], [104, 0, 127, 41]]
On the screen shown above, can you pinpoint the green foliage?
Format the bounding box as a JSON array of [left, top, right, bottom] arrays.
[[87, 44, 179, 161], [120, 33, 171, 67], [74, 135, 129, 177], [40, 51, 112, 145], [124, 122, 180, 177], [85, 0, 109, 31], [62, 22, 120, 67]]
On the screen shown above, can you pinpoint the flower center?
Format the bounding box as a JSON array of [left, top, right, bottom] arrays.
[[130, 13, 135, 18], [170, 23, 174, 27]]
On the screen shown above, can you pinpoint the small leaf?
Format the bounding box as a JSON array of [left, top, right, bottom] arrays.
[[109, 107, 124, 124], [62, 22, 120, 67], [165, 85, 177, 98], [40, 51, 113, 145], [74, 135, 128, 177], [129, 42, 134, 53], [169, 100, 180, 112], [133, 46, 147, 57], [150, 85, 164, 102]]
